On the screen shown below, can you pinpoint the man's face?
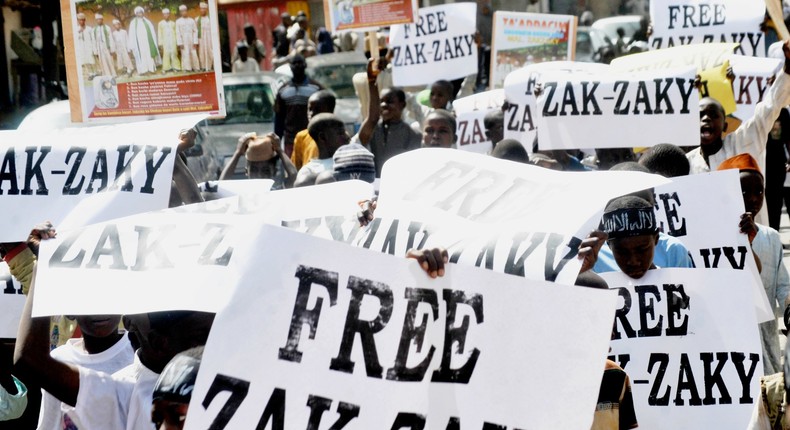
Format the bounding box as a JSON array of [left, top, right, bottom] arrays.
[[200, 6, 208, 16], [96, 17, 104, 25], [180, 9, 188, 17], [699, 98, 726, 147], [485, 118, 504, 145], [324, 124, 351, 151], [290, 56, 306, 77], [429, 84, 451, 110], [610, 234, 657, 279], [78, 17, 86, 27], [740, 171, 765, 215], [136, 10, 144, 17], [308, 99, 331, 120], [423, 117, 455, 148], [113, 21, 121, 30], [162, 11, 170, 19], [246, 160, 277, 179], [76, 315, 122, 338], [151, 399, 189, 430], [380, 90, 404, 122]]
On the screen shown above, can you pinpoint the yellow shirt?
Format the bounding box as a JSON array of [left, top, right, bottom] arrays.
[[291, 129, 319, 170]]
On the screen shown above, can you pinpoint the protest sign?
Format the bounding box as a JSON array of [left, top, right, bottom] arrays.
[[0, 263, 24, 339], [649, 0, 766, 57], [389, 4, 477, 86], [452, 89, 504, 154], [503, 61, 607, 148], [490, 11, 577, 89], [535, 66, 699, 150], [652, 170, 773, 322], [729, 54, 783, 121], [601, 268, 762, 430], [0, 115, 202, 242], [62, 0, 224, 122], [324, 0, 417, 33], [32, 180, 373, 316], [185, 225, 618, 430], [610, 42, 737, 72], [698, 60, 736, 114]]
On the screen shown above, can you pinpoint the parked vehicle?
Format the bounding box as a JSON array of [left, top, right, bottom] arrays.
[[575, 26, 614, 63]]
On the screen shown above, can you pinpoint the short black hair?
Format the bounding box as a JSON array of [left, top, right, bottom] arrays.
[[309, 90, 337, 112], [425, 109, 456, 133], [431, 80, 455, 100], [491, 139, 529, 163], [605, 195, 653, 213], [308, 113, 345, 142], [575, 270, 609, 290], [638, 143, 690, 177], [483, 110, 504, 129], [383, 87, 406, 104], [610, 161, 650, 173]]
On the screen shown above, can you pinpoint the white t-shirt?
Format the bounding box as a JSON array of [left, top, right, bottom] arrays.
[[38, 332, 135, 430], [232, 58, 260, 73], [62, 352, 160, 430]]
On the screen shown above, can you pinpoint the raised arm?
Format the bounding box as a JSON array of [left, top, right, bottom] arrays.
[[358, 58, 382, 146], [220, 133, 254, 180], [272, 133, 298, 188], [14, 264, 80, 407]]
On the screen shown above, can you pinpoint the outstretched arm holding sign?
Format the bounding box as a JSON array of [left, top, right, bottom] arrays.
[[358, 58, 382, 147]]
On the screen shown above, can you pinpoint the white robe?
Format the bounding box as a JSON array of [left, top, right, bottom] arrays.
[[93, 24, 116, 77], [76, 25, 95, 66], [128, 16, 159, 74], [112, 29, 133, 72], [176, 17, 199, 71], [196, 14, 213, 71]]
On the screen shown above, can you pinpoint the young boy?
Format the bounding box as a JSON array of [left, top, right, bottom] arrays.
[[717, 153, 790, 375], [638, 143, 690, 178], [38, 315, 134, 430], [599, 195, 662, 280], [359, 58, 422, 177], [294, 113, 351, 187], [483, 109, 504, 149], [150, 346, 203, 430], [422, 109, 457, 148], [291, 90, 336, 170], [220, 132, 297, 189]]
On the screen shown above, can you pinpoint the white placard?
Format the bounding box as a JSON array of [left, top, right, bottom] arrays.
[[729, 55, 784, 121], [0, 115, 203, 241], [32, 181, 374, 316], [0, 262, 24, 339], [602, 268, 762, 430], [535, 66, 699, 149], [390, 4, 478, 86], [453, 89, 504, 154], [503, 61, 608, 149], [653, 170, 773, 322], [199, 179, 274, 200], [649, 0, 766, 57], [185, 225, 618, 430]]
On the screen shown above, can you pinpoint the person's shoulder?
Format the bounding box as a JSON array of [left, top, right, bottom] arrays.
[[686, 147, 701, 159], [658, 232, 689, 249]]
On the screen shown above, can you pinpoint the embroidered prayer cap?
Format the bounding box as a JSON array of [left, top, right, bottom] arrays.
[[179, 4, 188, 11], [162, 8, 170, 14], [601, 195, 658, 239], [717, 153, 763, 178], [246, 136, 276, 162], [199, 2, 208, 8], [112, 19, 120, 25], [152, 346, 203, 404], [333, 142, 375, 183], [76, 12, 86, 19], [94, 13, 103, 19], [134, 6, 144, 14]]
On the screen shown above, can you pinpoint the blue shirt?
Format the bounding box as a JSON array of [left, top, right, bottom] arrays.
[[593, 232, 693, 273]]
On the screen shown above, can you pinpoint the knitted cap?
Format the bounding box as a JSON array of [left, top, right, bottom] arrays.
[[332, 143, 375, 183]]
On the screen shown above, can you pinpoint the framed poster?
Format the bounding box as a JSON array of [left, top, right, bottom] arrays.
[[324, 0, 417, 33], [62, 0, 225, 122]]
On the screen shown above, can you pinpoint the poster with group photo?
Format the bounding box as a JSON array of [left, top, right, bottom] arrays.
[[490, 11, 577, 89], [64, 0, 225, 122], [324, 0, 417, 33]]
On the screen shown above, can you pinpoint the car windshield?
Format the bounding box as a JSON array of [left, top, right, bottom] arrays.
[[576, 31, 592, 57], [309, 63, 365, 98], [210, 83, 275, 125]]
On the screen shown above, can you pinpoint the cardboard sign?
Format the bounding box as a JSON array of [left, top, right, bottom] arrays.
[[63, 0, 225, 122], [185, 225, 618, 429], [602, 269, 762, 430], [652, 170, 773, 322], [453, 89, 505, 154], [503, 61, 607, 149], [490, 12, 577, 89], [32, 180, 373, 316], [649, 0, 766, 57], [610, 42, 737, 73], [0, 263, 24, 339], [389, 4, 478, 86], [0, 115, 201, 242], [535, 66, 699, 150], [729, 55, 783, 121], [324, 0, 417, 33]]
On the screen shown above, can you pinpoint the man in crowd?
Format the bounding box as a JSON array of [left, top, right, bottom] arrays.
[[76, 13, 96, 79], [291, 90, 337, 170], [158, 8, 180, 74], [274, 54, 323, 157], [272, 12, 292, 67], [176, 4, 199, 72], [112, 19, 134, 76], [128, 6, 160, 75], [196, 2, 213, 71], [92, 14, 116, 78], [294, 113, 350, 187]]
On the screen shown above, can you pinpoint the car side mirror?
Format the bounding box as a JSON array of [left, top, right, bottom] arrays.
[[185, 144, 204, 157]]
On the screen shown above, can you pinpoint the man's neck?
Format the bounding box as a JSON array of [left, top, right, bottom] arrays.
[[700, 139, 723, 160], [83, 331, 124, 355]]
